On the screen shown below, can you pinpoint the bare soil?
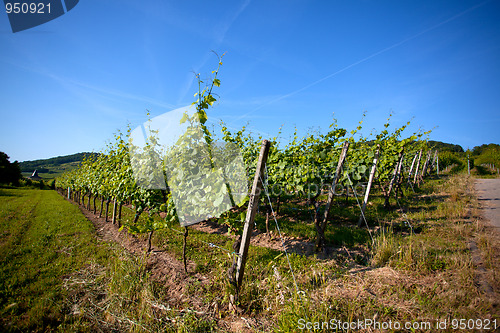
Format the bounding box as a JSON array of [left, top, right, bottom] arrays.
[[191, 218, 367, 261], [472, 179, 500, 305], [475, 179, 500, 229]]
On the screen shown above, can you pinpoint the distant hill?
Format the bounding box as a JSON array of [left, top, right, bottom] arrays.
[[364, 140, 464, 153], [20, 152, 99, 180], [427, 141, 464, 153], [471, 143, 500, 156]]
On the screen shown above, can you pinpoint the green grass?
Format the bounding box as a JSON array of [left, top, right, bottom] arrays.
[[1, 171, 497, 332], [0, 188, 219, 332], [0, 188, 108, 331], [472, 165, 500, 179]]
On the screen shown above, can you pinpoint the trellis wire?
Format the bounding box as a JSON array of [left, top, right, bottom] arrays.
[[395, 197, 414, 235], [343, 165, 375, 244], [262, 165, 301, 297], [167, 224, 240, 257]]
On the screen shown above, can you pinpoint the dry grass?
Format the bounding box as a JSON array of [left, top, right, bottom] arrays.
[[272, 174, 498, 332]]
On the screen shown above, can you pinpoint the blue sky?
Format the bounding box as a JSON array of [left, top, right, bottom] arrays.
[[1, 0, 499, 162]]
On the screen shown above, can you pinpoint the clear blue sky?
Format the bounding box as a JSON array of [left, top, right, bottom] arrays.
[[1, 0, 499, 162]]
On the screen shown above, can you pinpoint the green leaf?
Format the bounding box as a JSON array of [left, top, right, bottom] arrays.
[[214, 194, 224, 207], [198, 110, 208, 124], [180, 112, 189, 124], [205, 94, 216, 106]]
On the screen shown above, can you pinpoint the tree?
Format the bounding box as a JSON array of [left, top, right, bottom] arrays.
[[0, 152, 22, 186]]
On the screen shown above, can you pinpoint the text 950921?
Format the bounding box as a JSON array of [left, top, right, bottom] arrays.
[[5, 2, 51, 14]]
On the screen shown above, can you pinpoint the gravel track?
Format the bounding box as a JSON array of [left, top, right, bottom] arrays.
[[475, 179, 500, 229]]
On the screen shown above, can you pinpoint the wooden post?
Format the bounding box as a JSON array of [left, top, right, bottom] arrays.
[[421, 151, 432, 177], [112, 199, 117, 224], [394, 152, 405, 199], [316, 141, 350, 250], [183, 227, 188, 273], [99, 197, 104, 218], [431, 150, 438, 171], [358, 145, 380, 227], [467, 155, 470, 175], [265, 212, 270, 235], [235, 140, 271, 290], [407, 153, 418, 187], [388, 151, 404, 195], [385, 150, 404, 207], [413, 150, 422, 185], [437, 155, 439, 175], [118, 203, 122, 226], [105, 198, 110, 222]]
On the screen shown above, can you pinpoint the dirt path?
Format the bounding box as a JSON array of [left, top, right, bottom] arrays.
[[475, 179, 500, 229], [471, 178, 500, 303]]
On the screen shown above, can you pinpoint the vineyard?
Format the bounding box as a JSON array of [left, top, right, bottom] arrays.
[[55, 59, 440, 290], [55, 109, 438, 272], [2, 60, 498, 332], [33, 60, 496, 331]]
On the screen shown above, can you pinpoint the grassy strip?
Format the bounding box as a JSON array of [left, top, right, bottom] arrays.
[[0, 188, 218, 332], [0, 188, 105, 331]]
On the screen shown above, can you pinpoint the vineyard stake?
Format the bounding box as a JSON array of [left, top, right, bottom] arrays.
[[467, 154, 470, 175], [234, 140, 270, 298], [386, 150, 404, 207], [358, 145, 380, 227], [393, 153, 405, 199], [112, 199, 117, 224], [421, 151, 431, 177], [431, 150, 438, 172], [316, 141, 350, 250], [437, 155, 439, 175], [406, 153, 418, 188], [183, 227, 188, 273], [413, 150, 422, 185]]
